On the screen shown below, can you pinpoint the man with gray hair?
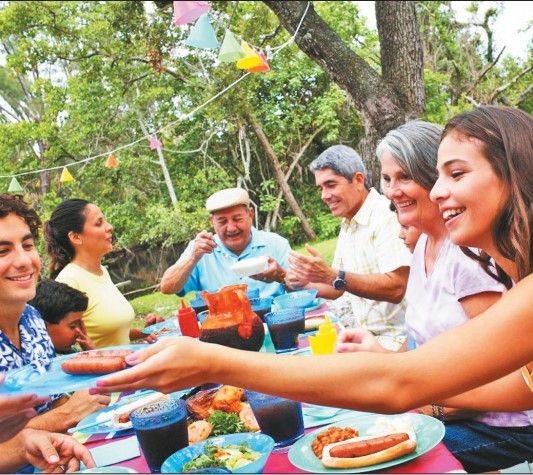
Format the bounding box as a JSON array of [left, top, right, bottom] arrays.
[[286, 145, 411, 350]]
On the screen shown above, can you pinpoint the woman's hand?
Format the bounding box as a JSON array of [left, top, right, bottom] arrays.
[[144, 313, 165, 328], [93, 337, 208, 394], [336, 328, 387, 353], [0, 374, 49, 442], [22, 429, 95, 473]]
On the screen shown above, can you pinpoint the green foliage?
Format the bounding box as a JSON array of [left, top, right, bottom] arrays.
[[0, 0, 529, 266]]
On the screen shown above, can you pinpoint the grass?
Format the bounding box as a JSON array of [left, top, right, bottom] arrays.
[[130, 237, 338, 329]]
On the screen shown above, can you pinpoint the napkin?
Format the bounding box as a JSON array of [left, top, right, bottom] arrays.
[[89, 436, 140, 467]]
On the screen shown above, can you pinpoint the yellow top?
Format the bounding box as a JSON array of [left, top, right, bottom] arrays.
[[522, 366, 533, 392], [56, 263, 134, 348]]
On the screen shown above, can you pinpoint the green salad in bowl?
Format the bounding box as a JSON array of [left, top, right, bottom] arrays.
[[161, 432, 275, 474], [183, 442, 260, 471]]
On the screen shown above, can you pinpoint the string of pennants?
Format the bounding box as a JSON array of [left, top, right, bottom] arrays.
[[4, 1, 311, 192]]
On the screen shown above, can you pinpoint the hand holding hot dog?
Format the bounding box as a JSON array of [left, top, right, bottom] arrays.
[[93, 337, 207, 395]]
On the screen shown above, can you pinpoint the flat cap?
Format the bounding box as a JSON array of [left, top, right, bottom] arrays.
[[206, 187, 250, 213]]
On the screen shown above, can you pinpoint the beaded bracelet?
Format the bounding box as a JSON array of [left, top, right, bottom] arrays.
[[431, 404, 446, 421]]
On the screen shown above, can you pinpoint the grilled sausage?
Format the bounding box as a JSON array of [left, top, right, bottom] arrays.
[[329, 433, 409, 458], [61, 356, 128, 375]]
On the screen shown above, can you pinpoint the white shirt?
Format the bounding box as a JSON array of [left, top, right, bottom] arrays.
[[329, 188, 412, 350]]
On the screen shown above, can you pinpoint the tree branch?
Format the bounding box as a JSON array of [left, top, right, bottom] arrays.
[[465, 46, 505, 96], [490, 65, 533, 103]]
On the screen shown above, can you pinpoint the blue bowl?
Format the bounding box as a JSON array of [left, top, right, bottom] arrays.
[[161, 432, 275, 474], [246, 288, 260, 300], [197, 310, 209, 324], [273, 289, 318, 310]]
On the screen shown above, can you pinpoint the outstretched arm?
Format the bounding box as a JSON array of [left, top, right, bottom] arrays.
[[95, 275, 533, 413]]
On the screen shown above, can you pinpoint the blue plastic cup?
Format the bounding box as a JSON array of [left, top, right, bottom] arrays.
[[245, 390, 304, 448], [130, 398, 188, 473], [264, 308, 305, 353]]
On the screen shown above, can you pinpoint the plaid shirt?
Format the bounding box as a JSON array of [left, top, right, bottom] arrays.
[[329, 188, 412, 350]]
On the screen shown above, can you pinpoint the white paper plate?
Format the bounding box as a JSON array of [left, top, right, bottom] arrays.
[[230, 256, 269, 277]]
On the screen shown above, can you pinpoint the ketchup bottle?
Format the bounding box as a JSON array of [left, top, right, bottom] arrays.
[[177, 300, 200, 338]]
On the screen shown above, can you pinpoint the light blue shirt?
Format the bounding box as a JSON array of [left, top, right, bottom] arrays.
[[177, 227, 290, 298]]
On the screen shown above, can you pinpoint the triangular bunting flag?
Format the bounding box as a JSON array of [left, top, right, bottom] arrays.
[[105, 153, 119, 169], [7, 177, 23, 193], [218, 30, 245, 63], [173, 1, 210, 26], [184, 14, 219, 49], [248, 52, 270, 73], [59, 167, 75, 183], [149, 136, 162, 150], [236, 42, 262, 70]]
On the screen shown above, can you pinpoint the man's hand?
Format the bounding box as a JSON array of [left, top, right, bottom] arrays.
[[250, 257, 286, 284], [336, 328, 387, 353], [191, 230, 217, 261], [74, 321, 95, 351], [55, 390, 110, 429], [0, 375, 49, 442], [288, 244, 337, 286], [22, 429, 95, 473]]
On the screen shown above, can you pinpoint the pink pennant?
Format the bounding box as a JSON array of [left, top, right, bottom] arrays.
[[173, 1, 211, 26], [149, 136, 162, 150]]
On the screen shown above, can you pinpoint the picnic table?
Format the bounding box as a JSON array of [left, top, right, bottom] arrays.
[[82, 306, 464, 473]]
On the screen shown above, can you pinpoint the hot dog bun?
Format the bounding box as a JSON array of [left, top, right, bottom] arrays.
[[321, 433, 417, 469]]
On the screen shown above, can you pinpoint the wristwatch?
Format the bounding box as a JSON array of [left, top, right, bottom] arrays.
[[332, 270, 346, 290]]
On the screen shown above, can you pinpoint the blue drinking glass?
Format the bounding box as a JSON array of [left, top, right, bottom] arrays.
[[264, 308, 305, 353], [130, 398, 188, 473], [245, 390, 304, 448]]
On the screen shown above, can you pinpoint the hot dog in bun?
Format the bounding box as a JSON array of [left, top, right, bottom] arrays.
[[321, 432, 417, 469]]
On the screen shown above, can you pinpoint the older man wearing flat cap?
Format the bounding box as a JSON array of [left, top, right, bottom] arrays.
[[160, 188, 290, 298]]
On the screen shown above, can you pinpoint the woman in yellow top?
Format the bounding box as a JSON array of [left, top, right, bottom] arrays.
[[44, 200, 160, 348]]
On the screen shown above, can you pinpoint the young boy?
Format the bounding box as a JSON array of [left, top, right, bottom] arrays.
[[30, 280, 95, 353]]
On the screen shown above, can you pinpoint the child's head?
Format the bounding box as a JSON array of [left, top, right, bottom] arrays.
[[399, 224, 422, 253], [30, 279, 88, 352]]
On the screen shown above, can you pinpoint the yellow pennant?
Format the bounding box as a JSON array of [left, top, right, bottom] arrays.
[[59, 167, 75, 183]]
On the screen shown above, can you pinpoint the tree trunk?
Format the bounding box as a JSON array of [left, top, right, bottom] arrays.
[[263, 1, 425, 187], [376, 1, 425, 119], [245, 111, 316, 241]]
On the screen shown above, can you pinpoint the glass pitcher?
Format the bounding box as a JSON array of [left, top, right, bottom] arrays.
[[199, 284, 265, 351]]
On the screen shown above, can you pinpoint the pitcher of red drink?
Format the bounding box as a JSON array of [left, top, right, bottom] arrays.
[[199, 284, 265, 351]]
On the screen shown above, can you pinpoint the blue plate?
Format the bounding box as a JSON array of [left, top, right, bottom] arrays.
[[142, 318, 181, 336], [288, 413, 445, 473], [271, 297, 325, 313], [0, 344, 145, 397], [161, 433, 275, 474], [72, 389, 191, 434]]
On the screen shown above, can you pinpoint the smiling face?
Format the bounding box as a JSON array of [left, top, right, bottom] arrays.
[[46, 310, 85, 352], [70, 204, 114, 257], [0, 213, 41, 307], [430, 132, 510, 252], [314, 168, 367, 220], [380, 151, 440, 231], [210, 205, 254, 255]]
